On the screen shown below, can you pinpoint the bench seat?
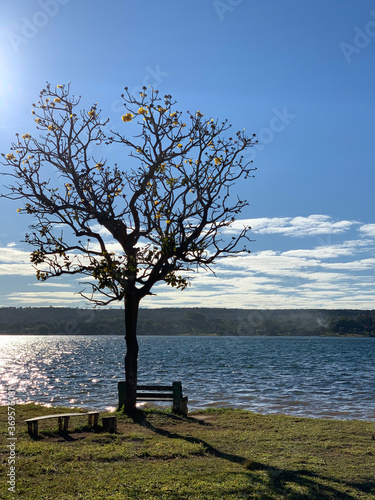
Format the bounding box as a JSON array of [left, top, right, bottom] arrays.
[[25, 411, 99, 436]]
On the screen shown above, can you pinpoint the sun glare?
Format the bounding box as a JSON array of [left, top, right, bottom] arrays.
[[0, 42, 28, 130], [0, 44, 13, 97]]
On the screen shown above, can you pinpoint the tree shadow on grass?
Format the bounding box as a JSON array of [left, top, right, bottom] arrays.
[[129, 410, 375, 500], [237, 463, 375, 500]]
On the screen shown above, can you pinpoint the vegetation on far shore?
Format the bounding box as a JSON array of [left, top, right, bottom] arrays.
[[1, 307, 375, 336], [1, 403, 374, 499]]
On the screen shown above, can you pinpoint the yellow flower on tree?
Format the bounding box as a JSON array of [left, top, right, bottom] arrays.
[[214, 157, 222, 165], [88, 109, 96, 119], [177, 144, 183, 148], [22, 134, 31, 140], [6, 153, 15, 160], [57, 85, 63, 88], [137, 107, 148, 115], [54, 98, 61, 103], [48, 125, 55, 131], [35, 118, 41, 124], [122, 113, 134, 122], [17, 208, 21, 212], [166, 178, 178, 187]]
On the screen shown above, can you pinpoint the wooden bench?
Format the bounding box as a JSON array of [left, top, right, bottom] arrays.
[[24, 411, 99, 437], [118, 381, 188, 415]]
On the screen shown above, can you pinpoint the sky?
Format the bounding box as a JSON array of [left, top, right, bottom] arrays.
[[0, 0, 374, 310]]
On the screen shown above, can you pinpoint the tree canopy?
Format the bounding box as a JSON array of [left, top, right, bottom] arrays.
[[2, 83, 256, 305], [2, 82, 257, 410]]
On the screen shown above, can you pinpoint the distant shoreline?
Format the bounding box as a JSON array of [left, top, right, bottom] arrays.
[[1, 307, 374, 337]]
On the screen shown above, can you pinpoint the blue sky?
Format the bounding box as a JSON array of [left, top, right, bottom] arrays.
[[0, 0, 374, 309]]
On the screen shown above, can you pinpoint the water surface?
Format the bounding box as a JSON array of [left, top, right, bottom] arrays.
[[1, 335, 374, 420]]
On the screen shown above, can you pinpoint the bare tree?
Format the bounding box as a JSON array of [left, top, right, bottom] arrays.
[[2, 83, 257, 411]]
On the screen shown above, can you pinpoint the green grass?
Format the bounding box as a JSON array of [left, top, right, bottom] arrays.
[[1, 404, 375, 499]]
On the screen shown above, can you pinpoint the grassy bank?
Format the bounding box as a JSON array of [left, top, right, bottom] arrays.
[[1, 404, 374, 499]]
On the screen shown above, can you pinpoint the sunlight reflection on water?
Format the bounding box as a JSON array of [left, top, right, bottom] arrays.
[[0, 335, 374, 420]]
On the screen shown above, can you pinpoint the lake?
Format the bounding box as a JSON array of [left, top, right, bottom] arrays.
[[1, 335, 374, 420]]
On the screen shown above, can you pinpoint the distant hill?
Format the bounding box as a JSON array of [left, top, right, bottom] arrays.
[[0, 307, 374, 336]]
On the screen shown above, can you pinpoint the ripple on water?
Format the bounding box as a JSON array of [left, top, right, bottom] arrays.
[[0, 335, 374, 420]]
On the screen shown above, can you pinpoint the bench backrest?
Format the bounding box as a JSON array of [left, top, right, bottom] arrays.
[[118, 381, 184, 408]]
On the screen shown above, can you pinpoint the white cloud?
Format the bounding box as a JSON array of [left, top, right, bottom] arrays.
[[0, 264, 35, 276], [0, 245, 30, 264], [1, 214, 375, 309], [282, 239, 371, 259], [225, 215, 357, 237], [31, 283, 73, 288], [87, 224, 113, 238], [359, 224, 375, 238], [220, 251, 320, 275], [321, 258, 375, 271], [7, 291, 82, 304]]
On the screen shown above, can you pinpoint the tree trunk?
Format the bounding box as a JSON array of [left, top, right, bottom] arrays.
[[124, 291, 140, 412]]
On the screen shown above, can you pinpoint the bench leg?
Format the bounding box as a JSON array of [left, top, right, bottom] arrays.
[[173, 398, 188, 416], [88, 413, 99, 427], [172, 381, 188, 415], [27, 421, 38, 436], [63, 416, 69, 433], [102, 416, 117, 433], [180, 397, 188, 416], [58, 416, 70, 433], [172, 381, 182, 414], [118, 381, 126, 410]]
